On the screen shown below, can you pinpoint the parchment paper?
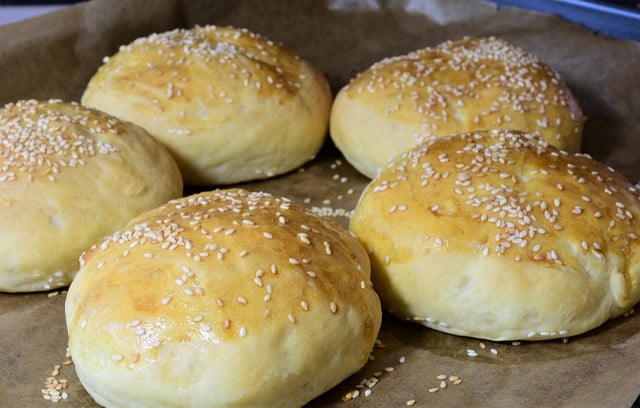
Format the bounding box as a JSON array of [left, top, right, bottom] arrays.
[[1, 0, 639, 406]]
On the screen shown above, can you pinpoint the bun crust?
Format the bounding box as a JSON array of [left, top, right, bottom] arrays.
[[65, 189, 381, 407], [82, 25, 332, 185], [0, 100, 182, 292], [331, 37, 585, 178], [351, 129, 640, 341]]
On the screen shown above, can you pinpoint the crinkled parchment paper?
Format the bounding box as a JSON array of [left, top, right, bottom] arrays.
[[1, 0, 639, 406]]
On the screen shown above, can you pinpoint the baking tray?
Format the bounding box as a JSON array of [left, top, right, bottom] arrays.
[[494, 0, 640, 41], [1, 0, 640, 406]]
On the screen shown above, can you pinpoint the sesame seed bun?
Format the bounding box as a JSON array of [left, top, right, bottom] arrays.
[[65, 189, 381, 407], [81, 25, 332, 186], [330, 36, 585, 178], [0, 100, 182, 293], [350, 129, 640, 341]]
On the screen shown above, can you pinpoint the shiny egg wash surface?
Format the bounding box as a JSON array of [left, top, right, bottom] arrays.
[[70, 190, 373, 353]]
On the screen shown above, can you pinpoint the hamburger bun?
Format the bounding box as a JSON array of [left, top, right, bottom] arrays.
[[0, 99, 182, 292], [351, 129, 640, 341], [331, 36, 585, 178], [65, 189, 381, 407], [82, 25, 332, 186]]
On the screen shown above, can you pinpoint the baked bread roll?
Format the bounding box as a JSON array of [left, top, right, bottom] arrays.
[[350, 129, 640, 341], [331, 36, 585, 178], [65, 189, 381, 407], [81, 25, 332, 186], [0, 100, 182, 293]]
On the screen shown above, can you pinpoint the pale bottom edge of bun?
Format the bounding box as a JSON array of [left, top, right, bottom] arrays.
[[371, 251, 632, 342], [0, 263, 75, 293], [70, 308, 379, 408]]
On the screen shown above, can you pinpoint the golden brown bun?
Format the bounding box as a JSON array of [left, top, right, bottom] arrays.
[[351, 129, 640, 341], [65, 189, 381, 407], [82, 25, 332, 186], [331, 37, 585, 178], [0, 100, 182, 293]]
